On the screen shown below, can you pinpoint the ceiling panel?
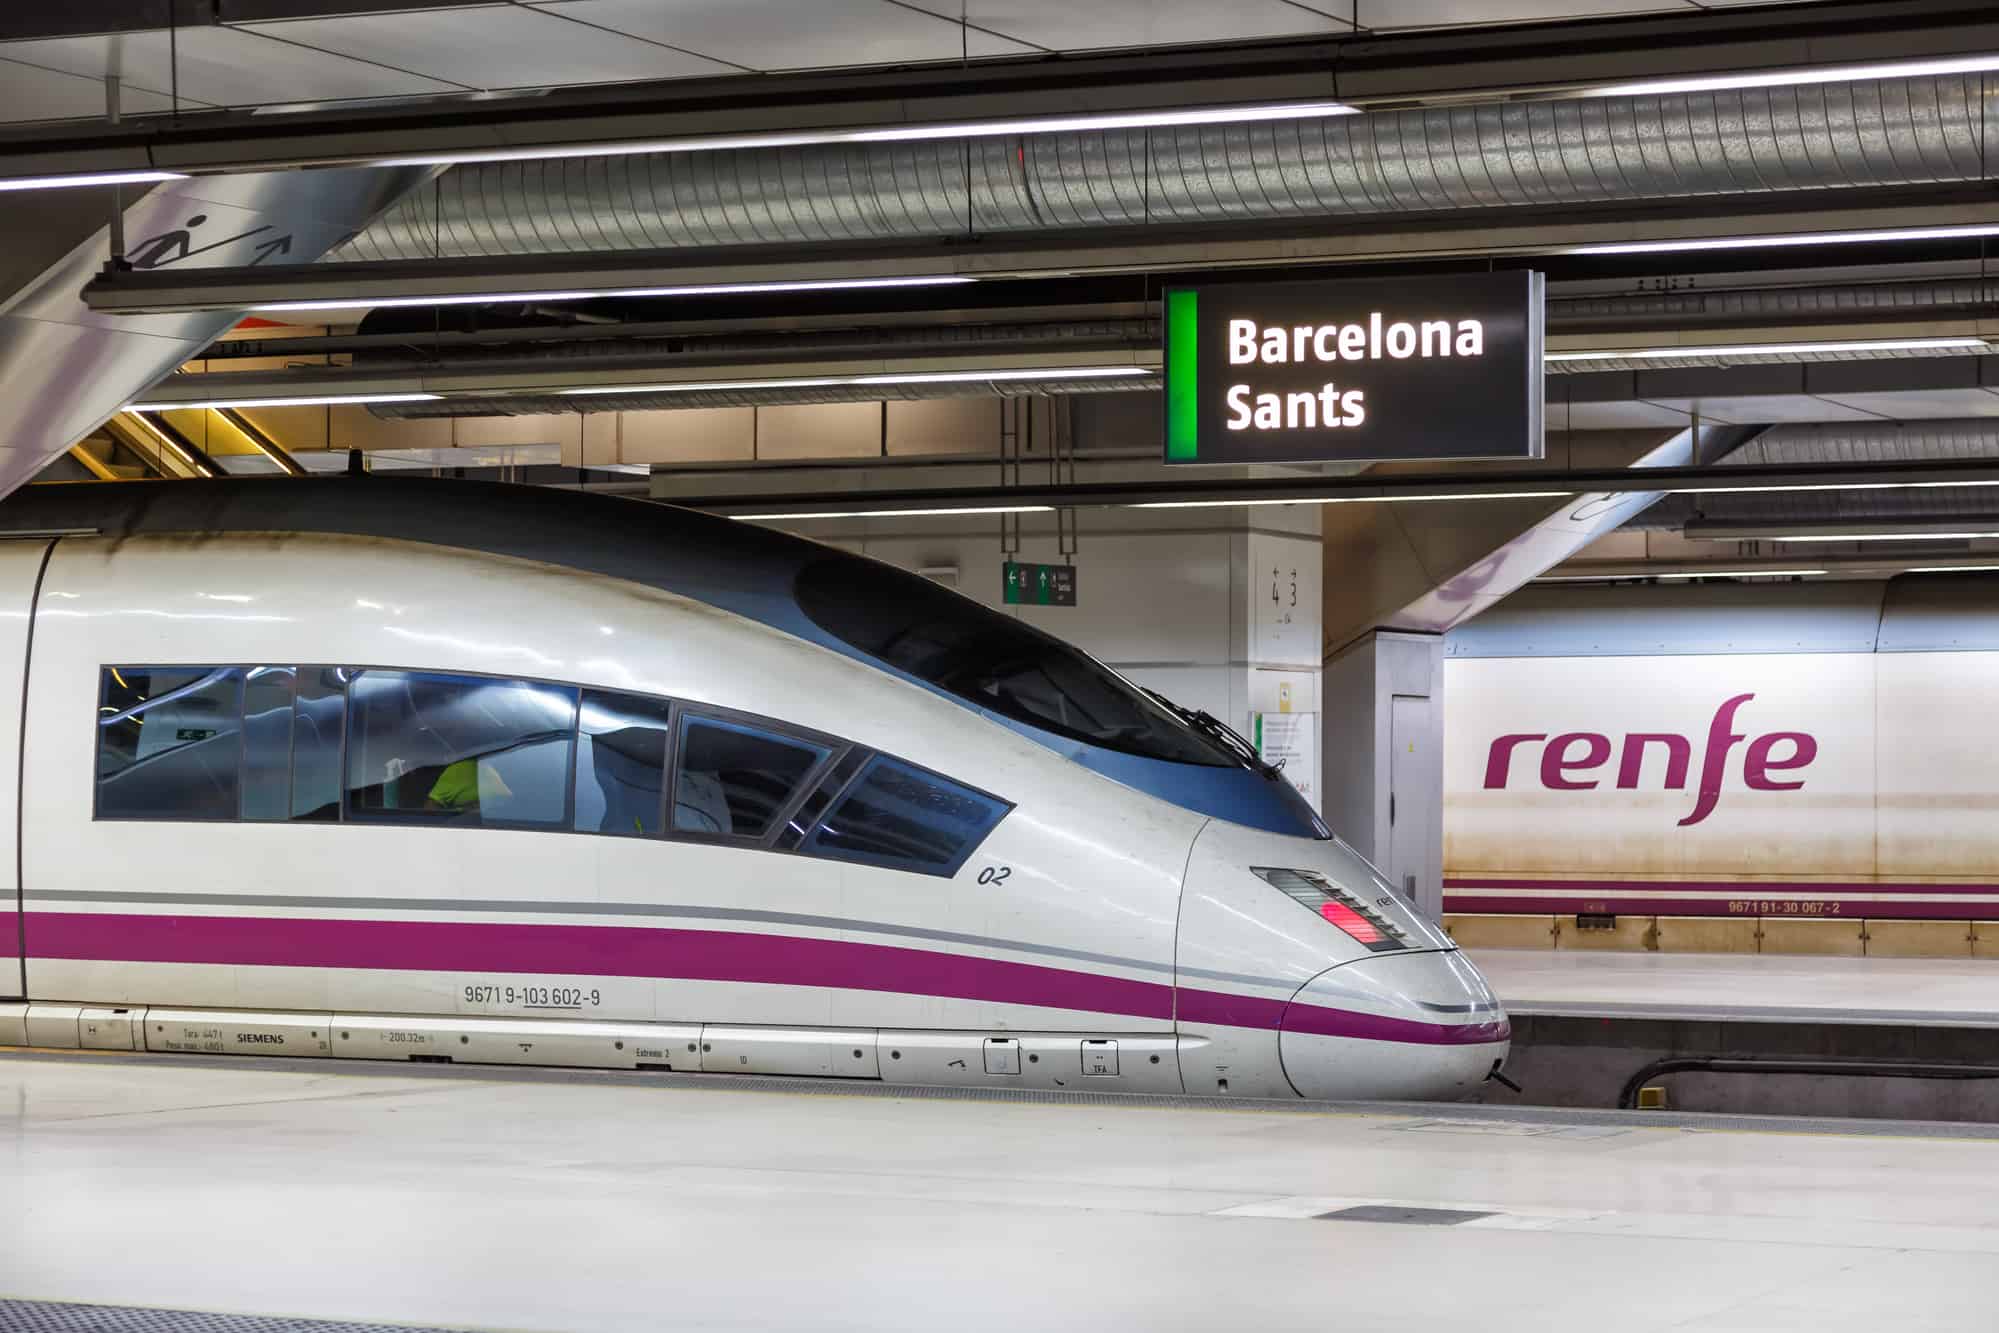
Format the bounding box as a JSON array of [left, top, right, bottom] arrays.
[[0, 27, 462, 107], [245, 6, 737, 89], [1814, 388, 1999, 420], [531, 0, 1035, 71], [895, 0, 1351, 51], [1638, 394, 1891, 425], [1552, 400, 1693, 431], [1355, 0, 1691, 29], [0, 58, 198, 124]]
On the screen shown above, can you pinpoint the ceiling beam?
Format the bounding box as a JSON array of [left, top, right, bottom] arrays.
[[668, 457, 1999, 518], [80, 189, 1999, 316], [0, 1, 1989, 182]]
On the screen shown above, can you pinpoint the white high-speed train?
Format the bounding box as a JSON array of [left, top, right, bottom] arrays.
[[0, 479, 1507, 1100]]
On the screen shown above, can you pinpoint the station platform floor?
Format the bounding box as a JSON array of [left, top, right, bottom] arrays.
[[1470, 948, 1999, 1027], [4, 1052, 1999, 1332]]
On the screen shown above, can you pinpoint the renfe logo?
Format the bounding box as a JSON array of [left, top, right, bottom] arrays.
[[1481, 693, 1818, 827]]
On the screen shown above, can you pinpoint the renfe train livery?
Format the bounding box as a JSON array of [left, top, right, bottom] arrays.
[[1444, 579, 1999, 921], [0, 479, 1507, 1101]]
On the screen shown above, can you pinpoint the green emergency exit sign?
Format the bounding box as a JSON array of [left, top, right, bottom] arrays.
[[1002, 561, 1077, 606]]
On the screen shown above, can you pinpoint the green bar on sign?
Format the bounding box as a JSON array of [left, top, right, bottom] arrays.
[[1165, 288, 1199, 460]]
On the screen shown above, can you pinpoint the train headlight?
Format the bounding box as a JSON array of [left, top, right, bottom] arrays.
[[1251, 866, 1411, 952]]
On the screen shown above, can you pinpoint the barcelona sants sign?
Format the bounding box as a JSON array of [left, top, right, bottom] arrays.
[[1164, 271, 1544, 464]]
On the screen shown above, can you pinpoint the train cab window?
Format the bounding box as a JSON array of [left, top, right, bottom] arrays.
[[575, 689, 673, 836], [672, 714, 829, 840], [96, 666, 245, 820], [801, 756, 1007, 877], [241, 667, 296, 821], [345, 670, 578, 828], [290, 667, 347, 822], [796, 553, 1233, 766]]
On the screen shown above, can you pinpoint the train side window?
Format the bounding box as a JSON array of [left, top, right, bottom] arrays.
[[801, 756, 1008, 877], [291, 667, 347, 822], [672, 714, 829, 840], [95, 666, 245, 820], [345, 670, 579, 828], [241, 666, 296, 822], [575, 689, 673, 836]]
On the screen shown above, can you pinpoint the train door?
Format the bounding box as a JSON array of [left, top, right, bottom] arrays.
[[0, 538, 53, 999], [1387, 694, 1438, 922]]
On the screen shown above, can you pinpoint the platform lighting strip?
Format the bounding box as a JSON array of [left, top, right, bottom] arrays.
[[1130, 491, 1575, 510], [729, 505, 1056, 520], [1537, 569, 1829, 582], [0, 169, 187, 192], [249, 274, 977, 314], [559, 366, 1153, 396], [1663, 479, 1999, 496], [124, 393, 442, 411], [1565, 225, 1999, 256], [1545, 336, 1990, 362], [1592, 53, 1999, 99], [369, 101, 1358, 169], [1909, 565, 1999, 573], [1768, 531, 1999, 542]]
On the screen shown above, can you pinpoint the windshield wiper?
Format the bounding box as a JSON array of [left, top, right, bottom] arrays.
[[1141, 687, 1284, 779]]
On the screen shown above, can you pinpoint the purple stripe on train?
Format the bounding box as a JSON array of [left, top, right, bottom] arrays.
[[20, 911, 1507, 1047]]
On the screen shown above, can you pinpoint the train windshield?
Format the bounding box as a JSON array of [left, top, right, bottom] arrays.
[[797, 553, 1235, 767]]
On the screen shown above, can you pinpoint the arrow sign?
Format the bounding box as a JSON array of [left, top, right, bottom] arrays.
[[1002, 560, 1077, 606], [248, 234, 293, 266]]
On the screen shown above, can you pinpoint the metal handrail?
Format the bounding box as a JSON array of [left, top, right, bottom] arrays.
[[1618, 1056, 1999, 1110]]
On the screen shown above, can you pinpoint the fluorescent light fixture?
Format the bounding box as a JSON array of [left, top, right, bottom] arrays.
[[0, 169, 186, 192], [1538, 568, 1826, 581], [1668, 479, 1999, 495], [731, 505, 1055, 520], [1768, 532, 1999, 542], [1594, 53, 1999, 99], [250, 274, 976, 314], [1546, 336, 1988, 362], [1907, 565, 1999, 573], [1655, 568, 1827, 579], [561, 367, 1151, 396], [372, 101, 1357, 169], [1130, 491, 1575, 510], [1566, 224, 1999, 256], [125, 393, 441, 411], [849, 367, 1151, 386]]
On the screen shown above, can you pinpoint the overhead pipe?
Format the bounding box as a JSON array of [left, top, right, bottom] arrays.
[[334, 74, 1999, 264]]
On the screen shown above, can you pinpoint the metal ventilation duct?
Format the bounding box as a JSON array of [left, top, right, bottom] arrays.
[[338, 75, 1999, 263], [369, 375, 1156, 418], [1634, 419, 1999, 529]]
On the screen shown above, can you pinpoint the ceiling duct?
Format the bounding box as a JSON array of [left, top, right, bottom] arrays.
[[336, 75, 1998, 264], [1548, 276, 1999, 333], [1634, 419, 1999, 530]]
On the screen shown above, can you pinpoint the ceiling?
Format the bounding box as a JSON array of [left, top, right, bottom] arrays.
[[0, 0, 1830, 123]]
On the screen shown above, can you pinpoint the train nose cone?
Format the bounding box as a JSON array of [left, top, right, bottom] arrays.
[[1280, 949, 1511, 1101]]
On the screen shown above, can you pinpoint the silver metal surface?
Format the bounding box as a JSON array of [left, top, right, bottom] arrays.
[[0, 165, 432, 505], [334, 74, 1999, 263]]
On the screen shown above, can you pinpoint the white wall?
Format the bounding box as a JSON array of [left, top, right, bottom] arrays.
[[771, 504, 1324, 811]]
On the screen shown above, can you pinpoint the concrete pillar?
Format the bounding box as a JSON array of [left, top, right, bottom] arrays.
[[1322, 631, 1445, 919]]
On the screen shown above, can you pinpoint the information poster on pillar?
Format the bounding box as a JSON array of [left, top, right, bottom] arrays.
[[1254, 711, 1318, 809], [1164, 271, 1544, 464]]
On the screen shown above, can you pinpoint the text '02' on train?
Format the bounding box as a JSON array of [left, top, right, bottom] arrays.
[[0, 479, 1508, 1100]]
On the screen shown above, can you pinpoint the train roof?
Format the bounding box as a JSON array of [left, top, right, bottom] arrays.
[[0, 477, 1325, 838]]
